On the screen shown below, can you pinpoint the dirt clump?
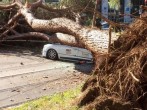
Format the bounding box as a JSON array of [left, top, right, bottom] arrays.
[[84, 96, 132, 110]]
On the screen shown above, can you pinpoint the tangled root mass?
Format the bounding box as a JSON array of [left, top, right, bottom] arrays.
[[77, 12, 147, 110]]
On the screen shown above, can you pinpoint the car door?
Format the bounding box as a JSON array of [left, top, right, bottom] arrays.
[[71, 47, 79, 58], [71, 47, 84, 58], [75, 47, 93, 60], [57, 45, 78, 59]]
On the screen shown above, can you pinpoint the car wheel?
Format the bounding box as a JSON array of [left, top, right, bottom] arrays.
[[47, 49, 58, 60]]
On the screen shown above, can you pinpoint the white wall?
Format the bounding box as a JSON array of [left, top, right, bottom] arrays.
[[124, 0, 132, 23], [101, 0, 108, 19]]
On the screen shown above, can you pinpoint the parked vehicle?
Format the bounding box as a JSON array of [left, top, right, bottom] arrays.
[[42, 44, 93, 62], [101, 21, 109, 30]]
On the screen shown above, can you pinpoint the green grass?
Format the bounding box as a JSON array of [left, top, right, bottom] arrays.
[[7, 86, 82, 110]]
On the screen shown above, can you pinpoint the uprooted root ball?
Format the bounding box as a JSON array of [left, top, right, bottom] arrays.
[[77, 13, 147, 110]]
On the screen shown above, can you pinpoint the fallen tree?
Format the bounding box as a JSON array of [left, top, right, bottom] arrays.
[[0, 0, 147, 110]]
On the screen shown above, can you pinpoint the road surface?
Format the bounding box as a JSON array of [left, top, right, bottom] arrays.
[[0, 45, 93, 108]]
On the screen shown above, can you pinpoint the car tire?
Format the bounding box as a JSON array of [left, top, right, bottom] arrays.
[[47, 49, 58, 60]]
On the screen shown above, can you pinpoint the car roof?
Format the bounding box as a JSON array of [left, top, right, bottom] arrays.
[[101, 21, 108, 25]]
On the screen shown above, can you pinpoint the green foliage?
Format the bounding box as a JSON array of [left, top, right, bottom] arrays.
[[59, 0, 95, 8], [8, 86, 82, 110], [1, 0, 10, 4], [108, 0, 120, 10], [85, 17, 92, 26]]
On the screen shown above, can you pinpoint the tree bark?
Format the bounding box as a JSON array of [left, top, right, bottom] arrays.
[[20, 8, 109, 54]]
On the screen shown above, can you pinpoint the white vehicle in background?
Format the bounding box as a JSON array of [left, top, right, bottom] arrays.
[[42, 44, 93, 62], [101, 21, 109, 30]]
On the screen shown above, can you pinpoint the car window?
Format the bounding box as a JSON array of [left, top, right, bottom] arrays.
[[102, 24, 109, 28]]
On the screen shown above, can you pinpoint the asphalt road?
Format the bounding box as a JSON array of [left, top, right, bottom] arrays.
[[0, 45, 93, 108]]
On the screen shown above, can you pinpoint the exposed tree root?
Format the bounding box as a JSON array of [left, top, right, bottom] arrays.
[[81, 75, 98, 92], [76, 86, 100, 106], [77, 12, 147, 110]]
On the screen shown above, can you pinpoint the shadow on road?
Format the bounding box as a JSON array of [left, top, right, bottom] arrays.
[[0, 43, 42, 57]]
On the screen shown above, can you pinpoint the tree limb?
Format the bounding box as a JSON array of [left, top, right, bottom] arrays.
[[5, 32, 81, 47], [0, 23, 18, 40], [7, 12, 21, 25], [7, 32, 50, 41], [51, 33, 83, 47], [0, 3, 17, 10], [140, 5, 147, 11], [31, 0, 43, 10]]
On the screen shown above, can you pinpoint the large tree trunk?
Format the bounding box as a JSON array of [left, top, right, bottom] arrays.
[[20, 8, 109, 54]]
